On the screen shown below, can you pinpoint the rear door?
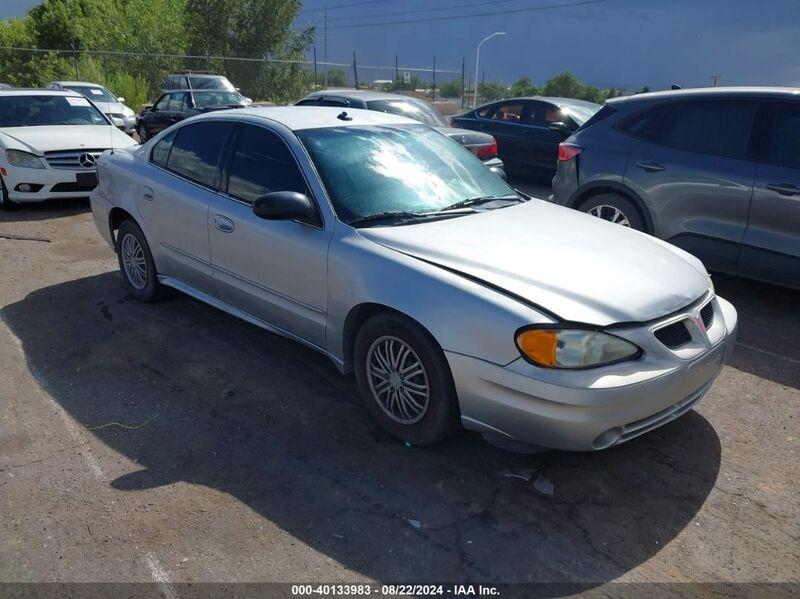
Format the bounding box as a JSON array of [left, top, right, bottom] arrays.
[[476, 101, 529, 173], [739, 100, 800, 286], [137, 120, 235, 295], [208, 123, 332, 347], [623, 98, 758, 273]]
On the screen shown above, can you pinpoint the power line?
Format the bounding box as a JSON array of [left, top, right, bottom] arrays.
[[298, 0, 393, 16], [314, 0, 607, 30], [300, 0, 532, 25]]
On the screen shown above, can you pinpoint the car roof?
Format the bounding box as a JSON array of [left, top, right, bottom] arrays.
[[196, 106, 419, 131], [0, 88, 84, 97], [49, 81, 109, 87], [169, 73, 227, 79], [305, 89, 425, 102], [608, 86, 800, 105], [480, 96, 601, 109]]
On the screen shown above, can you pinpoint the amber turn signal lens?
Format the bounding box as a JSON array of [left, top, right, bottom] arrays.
[[516, 329, 559, 367]]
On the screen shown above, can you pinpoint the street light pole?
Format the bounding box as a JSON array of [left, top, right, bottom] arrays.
[[474, 31, 505, 108]]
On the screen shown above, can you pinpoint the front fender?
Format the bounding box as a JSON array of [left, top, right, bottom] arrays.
[[326, 226, 554, 368]]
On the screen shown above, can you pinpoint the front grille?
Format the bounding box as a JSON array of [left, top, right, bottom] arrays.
[[44, 149, 104, 170], [654, 320, 691, 349], [50, 181, 97, 192], [700, 302, 714, 329]]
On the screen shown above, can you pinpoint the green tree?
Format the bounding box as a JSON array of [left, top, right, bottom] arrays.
[[438, 79, 462, 99], [317, 67, 348, 88], [185, 0, 313, 103], [477, 81, 507, 102], [542, 71, 585, 99], [508, 77, 538, 97]]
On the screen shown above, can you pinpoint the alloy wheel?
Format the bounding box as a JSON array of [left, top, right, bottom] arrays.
[[366, 335, 430, 425], [120, 233, 148, 290], [587, 204, 630, 227]]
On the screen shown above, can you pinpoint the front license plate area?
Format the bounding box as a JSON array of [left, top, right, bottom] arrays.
[[76, 171, 98, 187], [689, 344, 725, 380]]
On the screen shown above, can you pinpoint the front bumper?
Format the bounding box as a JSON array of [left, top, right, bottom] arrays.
[[449, 294, 738, 451], [1, 162, 97, 202]]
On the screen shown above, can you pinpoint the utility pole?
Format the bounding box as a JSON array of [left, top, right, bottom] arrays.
[[323, 7, 328, 88], [432, 55, 436, 102], [461, 57, 465, 108], [710, 74, 721, 87], [395, 55, 399, 91], [313, 46, 318, 90], [352, 51, 359, 90]]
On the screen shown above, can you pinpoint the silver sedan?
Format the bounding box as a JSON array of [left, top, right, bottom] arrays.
[[90, 107, 738, 451]]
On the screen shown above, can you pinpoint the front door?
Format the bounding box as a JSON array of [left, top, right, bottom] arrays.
[[740, 100, 800, 286], [208, 123, 332, 347]]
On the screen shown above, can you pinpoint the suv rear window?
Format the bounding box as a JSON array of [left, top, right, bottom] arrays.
[[660, 100, 756, 159], [616, 104, 672, 140], [578, 104, 617, 131]]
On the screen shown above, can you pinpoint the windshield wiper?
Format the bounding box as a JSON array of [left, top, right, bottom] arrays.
[[349, 208, 474, 228], [442, 194, 524, 212]]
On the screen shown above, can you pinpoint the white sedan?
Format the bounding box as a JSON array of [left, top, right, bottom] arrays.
[[0, 88, 137, 211]]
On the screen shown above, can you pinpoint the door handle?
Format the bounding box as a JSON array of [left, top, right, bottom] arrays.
[[213, 214, 235, 233], [142, 186, 154, 201], [766, 183, 800, 196], [635, 161, 665, 172]]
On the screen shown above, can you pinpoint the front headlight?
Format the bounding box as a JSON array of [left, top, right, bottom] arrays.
[[122, 106, 135, 118], [515, 327, 641, 369], [6, 149, 45, 169]]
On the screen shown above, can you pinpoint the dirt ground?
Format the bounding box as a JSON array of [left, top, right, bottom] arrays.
[[0, 197, 798, 595]]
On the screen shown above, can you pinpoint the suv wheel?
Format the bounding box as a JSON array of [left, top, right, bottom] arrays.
[[116, 220, 162, 301], [579, 193, 645, 231], [354, 312, 460, 446], [0, 176, 20, 211]]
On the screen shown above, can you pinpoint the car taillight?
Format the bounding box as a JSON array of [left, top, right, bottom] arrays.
[[475, 139, 498, 160], [558, 143, 583, 162]]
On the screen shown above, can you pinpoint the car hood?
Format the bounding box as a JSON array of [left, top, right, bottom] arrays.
[[434, 126, 494, 146], [0, 126, 137, 154], [358, 199, 710, 326]]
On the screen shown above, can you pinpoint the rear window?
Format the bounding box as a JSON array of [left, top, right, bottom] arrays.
[[367, 99, 448, 127], [188, 76, 235, 91], [616, 104, 672, 140], [578, 104, 617, 131]]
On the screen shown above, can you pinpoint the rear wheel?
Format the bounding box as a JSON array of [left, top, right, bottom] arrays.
[[0, 176, 20, 211], [116, 220, 162, 301], [579, 193, 645, 231], [354, 312, 460, 446]]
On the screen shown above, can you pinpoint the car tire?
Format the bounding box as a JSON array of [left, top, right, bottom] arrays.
[[0, 176, 20, 211], [354, 312, 461, 446], [579, 193, 645, 231], [116, 220, 162, 302]]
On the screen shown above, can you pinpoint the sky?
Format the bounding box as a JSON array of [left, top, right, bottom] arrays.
[[4, 0, 800, 90]]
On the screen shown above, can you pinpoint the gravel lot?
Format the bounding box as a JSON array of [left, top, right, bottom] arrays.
[[0, 194, 798, 593]]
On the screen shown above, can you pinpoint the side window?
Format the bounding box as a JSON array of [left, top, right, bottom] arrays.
[[617, 104, 672, 140], [154, 94, 171, 111], [166, 121, 234, 188], [226, 124, 309, 203], [150, 130, 177, 167], [769, 102, 800, 169], [163, 77, 175, 90], [490, 102, 524, 123], [296, 99, 321, 106], [660, 100, 757, 159], [167, 92, 186, 112]]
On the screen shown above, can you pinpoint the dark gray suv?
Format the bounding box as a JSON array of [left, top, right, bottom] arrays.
[[552, 87, 800, 289]]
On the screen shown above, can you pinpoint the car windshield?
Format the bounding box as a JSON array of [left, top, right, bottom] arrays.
[[367, 99, 449, 127], [189, 76, 235, 91], [0, 95, 109, 127], [66, 85, 117, 103], [298, 124, 514, 225], [192, 91, 244, 108]]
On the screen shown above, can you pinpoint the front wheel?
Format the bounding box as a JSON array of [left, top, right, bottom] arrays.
[[579, 193, 645, 231], [0, 177, 20, 211], [354, 312, 460, 446], [116, 220, 162, 301]]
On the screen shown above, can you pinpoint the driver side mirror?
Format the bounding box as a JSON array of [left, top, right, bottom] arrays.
[[489, 166, 507, 181], [253, 191, 319, 226], [117, 96, 126, 103], [548, 121, 569, 137]]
